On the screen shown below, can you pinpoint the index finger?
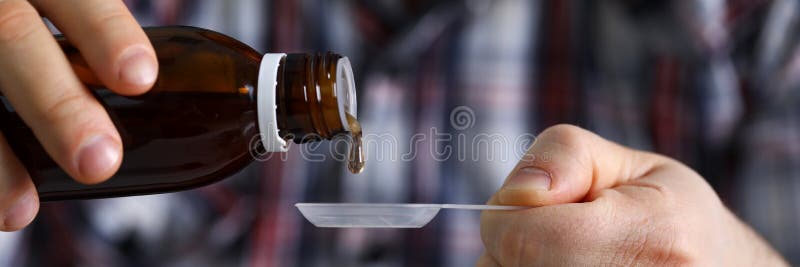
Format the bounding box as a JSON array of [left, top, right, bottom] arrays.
[[31, 0, 157, 95]]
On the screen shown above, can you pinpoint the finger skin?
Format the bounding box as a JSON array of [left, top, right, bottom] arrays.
[[0, 132, 39, 231], [30, 0, 157, 95], [494, 124, 660, 206], [0, 0, 122, 184]]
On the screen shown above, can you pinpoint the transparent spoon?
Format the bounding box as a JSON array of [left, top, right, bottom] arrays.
[[296, 203, 526, 228]]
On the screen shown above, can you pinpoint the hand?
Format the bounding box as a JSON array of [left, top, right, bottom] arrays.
[[0, 0, 157, 231], [478, 125, 788, 266]]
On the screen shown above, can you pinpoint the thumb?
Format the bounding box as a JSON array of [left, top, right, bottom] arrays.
[[493, 124, 656, 206]]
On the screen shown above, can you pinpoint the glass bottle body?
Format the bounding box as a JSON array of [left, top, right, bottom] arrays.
[[2, 27, 275, 200]]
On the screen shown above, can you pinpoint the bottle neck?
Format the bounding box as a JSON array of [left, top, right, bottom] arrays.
[[256, 53, 357, 152]]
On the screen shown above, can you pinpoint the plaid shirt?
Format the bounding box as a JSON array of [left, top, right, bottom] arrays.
[[3, 0, 800, 266]]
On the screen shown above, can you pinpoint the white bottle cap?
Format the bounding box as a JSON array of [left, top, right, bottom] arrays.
[[257, 53, 289, 152]]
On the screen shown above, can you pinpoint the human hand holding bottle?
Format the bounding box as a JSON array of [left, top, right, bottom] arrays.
[[478, 125, 788, 266], [0, 0, 157, 231]]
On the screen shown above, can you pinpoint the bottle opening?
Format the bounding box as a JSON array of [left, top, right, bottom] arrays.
[[336, 57, 357, 131], [335, 57, 363, 173], [262, 52, 365, 173]]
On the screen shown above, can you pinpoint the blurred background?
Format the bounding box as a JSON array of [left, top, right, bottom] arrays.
[[4, 0, 800, 266]]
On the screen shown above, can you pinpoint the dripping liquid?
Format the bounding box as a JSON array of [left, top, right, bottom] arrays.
[[346, 113, 365, 174]]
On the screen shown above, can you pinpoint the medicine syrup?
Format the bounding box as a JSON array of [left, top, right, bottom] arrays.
[[0, 26, 364, 201]]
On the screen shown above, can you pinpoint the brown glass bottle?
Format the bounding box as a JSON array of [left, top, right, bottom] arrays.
[[0, 26, 363, 201]]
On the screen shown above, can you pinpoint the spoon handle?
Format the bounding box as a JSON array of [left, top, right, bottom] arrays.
[[440, 204, 527, 210]]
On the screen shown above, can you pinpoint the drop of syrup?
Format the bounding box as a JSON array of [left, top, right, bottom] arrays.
[[346, 113, 365, 174]]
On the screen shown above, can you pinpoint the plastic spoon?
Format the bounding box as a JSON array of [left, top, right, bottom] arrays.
[[296, 203, 526, 228]]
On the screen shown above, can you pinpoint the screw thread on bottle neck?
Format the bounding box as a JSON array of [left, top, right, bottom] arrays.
[[277, 52, 349, 142]]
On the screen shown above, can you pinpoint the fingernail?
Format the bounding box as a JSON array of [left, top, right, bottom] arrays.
[[77, 135, 120, 180], [504, 167, 551, 191], [119, 49, 157, 87], [3, 188, 36, 230]]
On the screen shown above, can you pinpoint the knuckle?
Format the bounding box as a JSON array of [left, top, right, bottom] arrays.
[[41, 91, 92, 125], [84, 0, 134, 32], [610, 201, 696, 266], [615, 230, 694, 266], [91, 11, 130, 31], [642, 227, 695, 265], [535, 124, 591, 158], [0, 1, 40, 44], [539, 124, 588, 145], [483, 212, 546, 266], [495, 226, 540, 266], [631, 179, 678, 206]]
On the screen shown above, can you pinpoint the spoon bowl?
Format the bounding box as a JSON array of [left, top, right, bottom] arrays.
[[296, 203, 525, 228]]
